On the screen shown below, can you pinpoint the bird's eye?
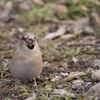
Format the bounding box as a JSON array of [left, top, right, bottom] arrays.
[[22, 37, 27, 41]]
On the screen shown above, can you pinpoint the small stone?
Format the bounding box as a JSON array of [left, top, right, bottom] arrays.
[[18, 28, 24, 33], [54, 4, 68, 14]]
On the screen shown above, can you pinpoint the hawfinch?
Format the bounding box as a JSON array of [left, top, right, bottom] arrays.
[[10, 32, 43, 81]]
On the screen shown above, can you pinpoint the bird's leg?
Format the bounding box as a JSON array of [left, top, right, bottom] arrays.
[[33, 78, 37, 87], [17, 79, 28, 85]]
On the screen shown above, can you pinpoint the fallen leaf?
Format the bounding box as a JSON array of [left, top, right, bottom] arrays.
[[60, 34, 74, 40], [60, 72, 85, 83], [52, 89, 75, 97], [44, 26, 66, 39]]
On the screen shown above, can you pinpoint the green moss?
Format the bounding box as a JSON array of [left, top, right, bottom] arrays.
[[0, 34, 7, 38]]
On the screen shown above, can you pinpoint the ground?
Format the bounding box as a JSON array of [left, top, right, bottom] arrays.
[[0, 0, 100, 100]]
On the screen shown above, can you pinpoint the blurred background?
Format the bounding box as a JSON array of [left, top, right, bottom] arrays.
[[0, 0, 100, 46], [1, 0, 100, 100]]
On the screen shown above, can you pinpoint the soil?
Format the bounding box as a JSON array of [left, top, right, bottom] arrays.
[[0, 0, 100, 100]]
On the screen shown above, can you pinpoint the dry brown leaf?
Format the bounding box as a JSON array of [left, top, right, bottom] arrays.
[[44, 26, 66, 40], [60, 72, 85, 83]]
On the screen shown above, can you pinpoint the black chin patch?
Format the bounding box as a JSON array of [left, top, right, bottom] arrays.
[[27, 45, 35, 50]]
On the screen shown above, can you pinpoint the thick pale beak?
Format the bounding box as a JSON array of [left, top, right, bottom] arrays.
[[27, 36, 35, 41], [26, 36, 36, 49]]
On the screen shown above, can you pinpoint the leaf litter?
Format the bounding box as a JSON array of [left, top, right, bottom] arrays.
[[0, 0, 100, 100]]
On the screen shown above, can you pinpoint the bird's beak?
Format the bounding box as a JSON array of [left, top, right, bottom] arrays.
[[26, 36, 36, 49]]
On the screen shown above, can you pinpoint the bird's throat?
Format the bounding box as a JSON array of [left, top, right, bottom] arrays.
[[27, 44, 35, 50]]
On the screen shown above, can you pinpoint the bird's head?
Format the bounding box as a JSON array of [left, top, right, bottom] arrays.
[[21, 32, 36, 50]]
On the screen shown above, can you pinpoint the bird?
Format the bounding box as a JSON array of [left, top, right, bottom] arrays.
[[10, 32, 43, 81]]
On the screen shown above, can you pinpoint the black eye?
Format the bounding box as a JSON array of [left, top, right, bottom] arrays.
[[22, 37, 27, 41]]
